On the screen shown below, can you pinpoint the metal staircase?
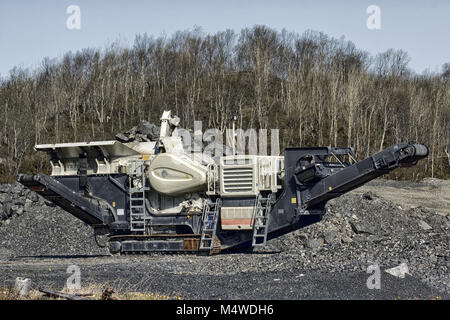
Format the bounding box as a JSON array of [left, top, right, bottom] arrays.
[[199, 198, 221, 253], [128, 161, 149, 232], [252, 193, 274, 247]]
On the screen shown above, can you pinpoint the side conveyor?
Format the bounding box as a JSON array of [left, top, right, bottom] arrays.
[[302, 143, 429, 208]]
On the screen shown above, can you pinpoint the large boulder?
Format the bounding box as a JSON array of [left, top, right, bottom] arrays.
[[115, 120, 161, 143], [135, 120, 160, 140]]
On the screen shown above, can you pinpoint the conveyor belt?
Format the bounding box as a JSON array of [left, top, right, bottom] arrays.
[[303, 143, 429, 208], [18, 173, 106, 227]]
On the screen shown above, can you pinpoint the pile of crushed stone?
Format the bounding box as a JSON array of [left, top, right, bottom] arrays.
[[0, 182, 108, 259], [261, 190, 449, 292]]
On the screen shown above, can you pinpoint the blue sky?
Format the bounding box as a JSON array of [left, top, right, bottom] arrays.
[[0, 0, 449, 77]]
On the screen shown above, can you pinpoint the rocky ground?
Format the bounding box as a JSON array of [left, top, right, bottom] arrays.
[[0, 178, 448, 299], [0, 183, 107, 258], [261, 180, 449, 293]]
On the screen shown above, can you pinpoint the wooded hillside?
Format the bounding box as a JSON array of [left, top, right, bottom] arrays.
[[0, 26, 448, 182]]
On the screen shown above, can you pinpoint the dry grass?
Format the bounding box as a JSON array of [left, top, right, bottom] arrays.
[[0, 282, 182, 300]]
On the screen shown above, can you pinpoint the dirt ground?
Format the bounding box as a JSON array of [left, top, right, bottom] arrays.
[[353, 178, 450, 217]]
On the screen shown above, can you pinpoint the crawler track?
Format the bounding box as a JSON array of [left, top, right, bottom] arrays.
[[108, 234, 222, 255]]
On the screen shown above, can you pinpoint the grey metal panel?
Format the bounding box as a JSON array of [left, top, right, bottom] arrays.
[[35, 140, 141, 158]]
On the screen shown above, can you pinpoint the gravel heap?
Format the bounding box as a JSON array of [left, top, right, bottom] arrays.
[[0, 180, 448, 293], [260, 189, 449, 292], [0, 182, 108, 259]]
